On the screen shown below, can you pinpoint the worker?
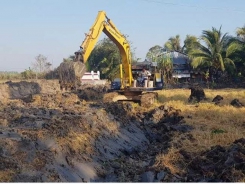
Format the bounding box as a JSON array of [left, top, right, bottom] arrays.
[[140, 68, 151, 88], [141, 68, 151, 80]]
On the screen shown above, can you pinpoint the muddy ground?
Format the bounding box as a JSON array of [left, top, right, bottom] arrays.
[[0, 80, 244, 182]]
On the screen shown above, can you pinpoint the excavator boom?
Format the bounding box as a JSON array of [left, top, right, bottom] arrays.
[[58, 11, 164, 107], [59, 11, 133, 90]]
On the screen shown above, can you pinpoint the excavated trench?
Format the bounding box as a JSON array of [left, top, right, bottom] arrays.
[[0, 81, 244, 182]]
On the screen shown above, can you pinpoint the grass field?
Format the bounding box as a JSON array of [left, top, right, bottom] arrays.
[[157, 88, 245, 150], [154, 88, 245, 178]]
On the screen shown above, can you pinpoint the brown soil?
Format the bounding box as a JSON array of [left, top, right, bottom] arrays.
[[188, 85, 206, 102], [0, 80, 244, 182]]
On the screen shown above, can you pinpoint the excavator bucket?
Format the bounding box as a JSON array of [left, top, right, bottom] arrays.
[[58, 61, 86, 90]]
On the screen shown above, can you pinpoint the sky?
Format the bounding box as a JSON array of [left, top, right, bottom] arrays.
[[0, 0, 245, 72]]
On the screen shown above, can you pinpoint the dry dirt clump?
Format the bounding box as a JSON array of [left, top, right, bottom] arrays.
[[103, 92, 120, 103], [152, 138, 245, 182], [1, 81, 245, 182], [32, 92, 80, 108], [58, 61, 86, 90], [178, 138, 245, 182], [0, 80, 60, 104], [0, 155, 19, 182], [0, 90, 151, 182], [0, 88, 190, 182], [212, 95, 224, 105], [77, 84, 110, 101], [140, 92, 158, 108], [35, 79, 60, 94], [97, 103, 193, 182], [230, 98, 244, 108], [188, 85, 206, 102], [0, 83, 10, 103]]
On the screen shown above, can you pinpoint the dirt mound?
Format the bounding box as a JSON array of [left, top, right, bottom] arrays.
[[180, 138, 245, 182], [58, 61, 86, 90], [97, 103, 194, 182], [0, 81, 41, 102], [1, 80, 244, 182], [0, 80, 60, 103], [141, 92, 158, 107], [0, 88, 192, 182], [36, 79, 60, 94], [0, 92, 150, 182], [103, 102, 134, 125], [212, 95, 223, 105], [230, 99, 244, 108], [188, 85, 206, 102], [103, 92, 120, 103], [77, 84, 110, 101]]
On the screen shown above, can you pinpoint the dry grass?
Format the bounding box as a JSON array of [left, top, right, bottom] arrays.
[[33, 156, 46, 170], [154, 88, 245, 171], [57, 131, 93, 155], [0, 170, 15, 182], [56, 112, 120, 158], [0, 79, 22, 83], [157, 88, 245, 151], [0, 118, 8, 127], [154, 147, 185, 175], [238, 177, 245, 182], [158, 88, 245, 105]]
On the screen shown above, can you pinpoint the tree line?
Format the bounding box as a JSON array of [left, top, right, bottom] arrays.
[[2, 25, 244, 86], [146, 25, 245, 84], [0, 54, 56, 81], [82, 25, 245, 85]]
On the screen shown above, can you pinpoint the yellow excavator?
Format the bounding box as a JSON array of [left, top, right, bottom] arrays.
[[58, 10, 163, 106]]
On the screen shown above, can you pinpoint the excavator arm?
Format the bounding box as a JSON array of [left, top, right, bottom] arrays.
[[73, 11, 133, 88], [58, 11, 163, 106]]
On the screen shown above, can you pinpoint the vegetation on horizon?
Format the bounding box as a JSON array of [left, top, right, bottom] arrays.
[[1, 25, 245, 85], [146, 25, 245, 85]]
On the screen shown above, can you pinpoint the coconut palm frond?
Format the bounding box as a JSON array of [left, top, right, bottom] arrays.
[[189, 49, 211, 59], [226, 42, 242, 58], [224, 58, 235, 68], [191, 57, 209, 68], [217, 53, 225, 71]]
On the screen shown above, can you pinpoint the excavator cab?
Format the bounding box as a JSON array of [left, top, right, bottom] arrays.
[[130, 61, 164, 90]]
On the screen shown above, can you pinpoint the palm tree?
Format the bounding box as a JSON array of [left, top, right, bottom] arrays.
[[182, 35, 199, 55], [235, 26, 245, 77], [164, 35, 182, 52], [157, 53, 173, 83], [236, 26, 245, 41], [189, 27, 239, 76]]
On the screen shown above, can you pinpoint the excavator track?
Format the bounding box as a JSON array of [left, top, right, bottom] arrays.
[[103, 91, 158, 107]]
